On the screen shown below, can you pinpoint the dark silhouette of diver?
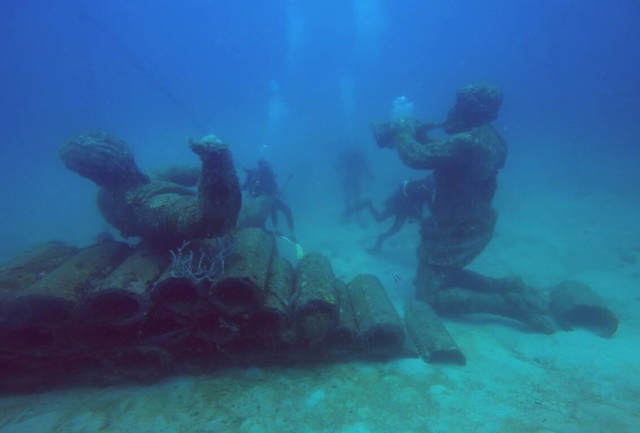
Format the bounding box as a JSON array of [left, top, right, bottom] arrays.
[[336, 145, 374, 214], [242, 159, 296, 241], [345, 175, 435, 252]]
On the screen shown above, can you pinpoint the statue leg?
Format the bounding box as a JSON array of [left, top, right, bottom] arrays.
[[370, 213, 407, 253], [430, 271, 555, 334], [415, 204, 497, 302]]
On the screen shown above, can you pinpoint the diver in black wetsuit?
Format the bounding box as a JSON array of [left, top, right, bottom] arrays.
[[242, 159, 296, 241], [344, 175, 435, 253], [336, 145, 374, 215]]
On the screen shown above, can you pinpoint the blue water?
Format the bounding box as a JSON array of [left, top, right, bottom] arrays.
[[1, 2, 640, 431], [1, 0, 639, 259]]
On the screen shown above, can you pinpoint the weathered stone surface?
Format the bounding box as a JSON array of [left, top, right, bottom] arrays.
[[293, 253, 339, 346], [0, 241, 78, 292], [62, 133, 241, 247], [59, 132, 148, 188], [210, 228, 274, 315], [348, 274, 405, 357], [404, 300, 466, 365], [550, 280, 619, 337]]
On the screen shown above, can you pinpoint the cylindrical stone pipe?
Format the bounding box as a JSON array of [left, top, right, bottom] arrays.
[[0, 317, 69, 358], [326, 279, 358, 354], [404, 300, 466, 365], [244, 255, 297, 344], [23, 240, 131, 301], [0, 241, 79, 293], [549, 280, 619, 337], [83, 245, 169, 326], [4, 241, 131, 330], [151, 236, 237, 317], [192, 309, 242, 346], [293, 253, 339, 346], [138, 304, 192, 349], [348, 274, 405, 357], [151, 267, 210, 318], [209, 228, 273, 315]]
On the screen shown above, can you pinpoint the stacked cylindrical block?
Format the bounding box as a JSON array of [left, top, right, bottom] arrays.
[[293, 253, 340, 346], [347, 274, 406, 358], [0, 231, 413, 391], [404, 300, 466, 365]]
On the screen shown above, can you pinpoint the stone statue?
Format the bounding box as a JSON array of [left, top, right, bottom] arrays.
[[373, 84, 554, 333], [60, 132, 241, 248]]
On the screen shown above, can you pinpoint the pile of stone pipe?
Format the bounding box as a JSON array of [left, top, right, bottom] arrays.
[[0, 240, 131, 357], [0, 229, 414, 390]]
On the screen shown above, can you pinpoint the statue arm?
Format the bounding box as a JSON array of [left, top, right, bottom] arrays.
[[393, 122, 477, 170], [373, 120, 505, 177], [189, 135, 242, 235]]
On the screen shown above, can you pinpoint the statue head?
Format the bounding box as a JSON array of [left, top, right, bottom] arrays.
[[443, 83, 503, 134]]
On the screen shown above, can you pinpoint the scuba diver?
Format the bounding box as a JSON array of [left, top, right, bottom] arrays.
[[242, 159, 296, 242], [336, 144, 374, 216], [344, 175, 435, 253]]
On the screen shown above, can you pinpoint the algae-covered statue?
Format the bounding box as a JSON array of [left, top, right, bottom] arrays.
[[59, 132, 241, 247], [373, 84, 555, 333]]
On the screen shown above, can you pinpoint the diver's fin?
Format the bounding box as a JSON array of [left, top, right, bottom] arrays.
[[280, 235, 304, 259]]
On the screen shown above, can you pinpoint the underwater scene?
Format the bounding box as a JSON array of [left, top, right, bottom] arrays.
[[1, 1, 639, 432]]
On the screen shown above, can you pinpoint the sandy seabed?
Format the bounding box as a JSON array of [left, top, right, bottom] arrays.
[[1, 174, 639, 433]]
